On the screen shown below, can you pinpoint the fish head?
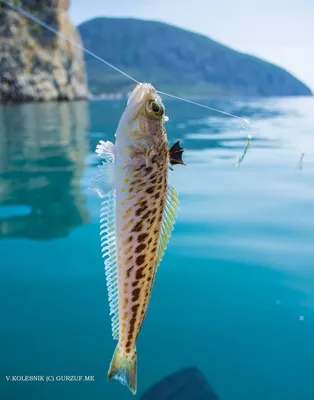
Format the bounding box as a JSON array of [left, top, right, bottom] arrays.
[[115, 83, 168, 147], [127, 82, 166, 119]]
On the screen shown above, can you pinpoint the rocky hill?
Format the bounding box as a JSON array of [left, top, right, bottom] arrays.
[[0, 0, 87, 103]]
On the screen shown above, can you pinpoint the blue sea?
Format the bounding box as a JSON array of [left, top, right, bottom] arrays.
[[1, 96, 314, 400]]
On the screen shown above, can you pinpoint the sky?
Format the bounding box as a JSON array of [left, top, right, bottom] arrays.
[[69, 0, 314, 91]]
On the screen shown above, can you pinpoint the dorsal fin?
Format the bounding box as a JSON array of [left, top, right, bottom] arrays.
[[100, 190, 119, 340], [91, 140, 119, 340]]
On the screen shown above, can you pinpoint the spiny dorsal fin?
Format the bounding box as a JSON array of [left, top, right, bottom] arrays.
[[169, 140, 186, 166]]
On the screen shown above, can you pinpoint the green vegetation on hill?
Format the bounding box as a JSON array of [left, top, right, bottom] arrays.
[[78, 17, 312, 97]]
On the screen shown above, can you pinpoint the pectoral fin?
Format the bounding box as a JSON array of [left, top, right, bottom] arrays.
[[90, 140, 115, 198], [169, 140, 186, 166]]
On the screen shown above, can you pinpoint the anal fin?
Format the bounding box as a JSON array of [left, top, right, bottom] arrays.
[[156, 185, 179, 268]]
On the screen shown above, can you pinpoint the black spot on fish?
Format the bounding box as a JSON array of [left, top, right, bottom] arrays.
[[135, 207, 146, 217], [136, 267, 145, 280], [135, 243, 146, 253], [131, 304, 139, 313], [136, 254, 146, 266], [146, 186, 154, 194], [142, 210, 151, 220], [132, 288, 141, 302], [126, 266, 134, 278], [138, 233, 148, 243], [132, 221, 143, 232]]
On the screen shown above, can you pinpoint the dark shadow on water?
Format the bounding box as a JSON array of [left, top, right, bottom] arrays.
[[139, 367, 220, 400], [0, 101, 90, 240]]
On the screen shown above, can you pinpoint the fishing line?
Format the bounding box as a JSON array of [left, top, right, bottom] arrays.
[[157, 90, 251, 130], [1, 0, 251, 130]]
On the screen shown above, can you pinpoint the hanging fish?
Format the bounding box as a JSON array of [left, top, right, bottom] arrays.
[[0, 2, 252, 396], [90, 83, 185, 395]]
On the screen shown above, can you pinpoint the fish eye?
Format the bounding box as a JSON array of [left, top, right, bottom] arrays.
[[146, 100, 164, 118], [152, 102, 160, 112]]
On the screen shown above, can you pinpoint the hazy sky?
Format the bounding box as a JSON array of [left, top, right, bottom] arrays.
[[69, 0, 313, 91]]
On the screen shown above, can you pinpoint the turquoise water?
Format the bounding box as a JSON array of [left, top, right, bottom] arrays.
[[1, 97, 314, 400]]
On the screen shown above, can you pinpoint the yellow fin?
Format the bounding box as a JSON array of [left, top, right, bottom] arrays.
[[108, 344, 137, 395], [156, 185, 179, 269]]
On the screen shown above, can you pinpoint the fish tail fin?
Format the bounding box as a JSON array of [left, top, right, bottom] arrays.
[[108, 344, 137, 395]]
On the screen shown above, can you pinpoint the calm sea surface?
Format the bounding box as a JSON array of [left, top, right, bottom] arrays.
[[1, 97, 314, 400]]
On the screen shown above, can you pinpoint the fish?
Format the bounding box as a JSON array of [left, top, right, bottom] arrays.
[[90, 83, 185, 395]]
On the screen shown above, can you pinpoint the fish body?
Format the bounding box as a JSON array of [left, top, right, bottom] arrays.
[[90, 83, 184, 395]]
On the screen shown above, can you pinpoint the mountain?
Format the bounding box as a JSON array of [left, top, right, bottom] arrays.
[[78, 17, 312, 97]]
